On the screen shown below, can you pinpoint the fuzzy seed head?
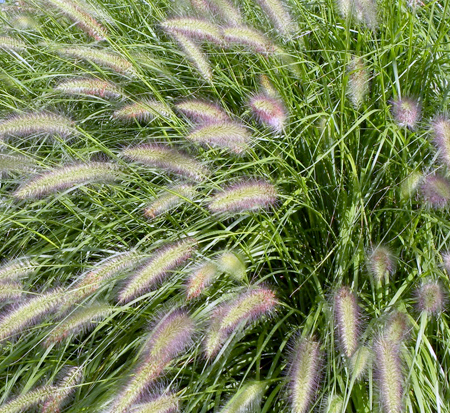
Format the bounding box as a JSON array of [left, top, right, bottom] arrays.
[[290, 337, 322, 413], [0, 281, 23, 301], [130, 393, 179, 413], [144, 184, 196, 219], [255, 0, 297, 35], [367, 245, 395, 284], [384, 310, 410, 343], [176, 100, 229, 123], [209, 180, 278, 214], [186, 122, 251, 154], [442, 251, 450, 275], [259, 75, 279, 98], [113, 100, 172, 122], [0, 258, 36, 280], [216, 252, 246, 281], [186, 261, 218, 300], [347, 57, 369, 109], [14, 162, 121, 199], [431, 115, 450, 166], [55, 78, 122, 98], [249, 93, 287, 132], [204, 306, 226, 358], [322, 395, 344, 413], [391, 97, 421, 129], [162, 17, 223, 44], [420, 174, 450, 208], [416, 279, 446, 315], [0, 112, 76, 139], [222, 26, 276, 54], [0, 36, 26, 51], [333, 286, 360, 358], [350, 346, 372, 380], [121, 144, 209, 181], [400, 171, 422, 199], [220, 381, 266, 413], [10, 15, 38, 31], [373, 337, 404, 413], [0, 386, 56, 413], [0, 153, 37, 175], [118, 238, 196, 302]]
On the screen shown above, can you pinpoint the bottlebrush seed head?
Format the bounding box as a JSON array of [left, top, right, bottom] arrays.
[[10, 15, 39, 31], [350, 346, 372, 380], [431, 115, 450, 166], [162, 17, 223, 44], [222, 26, 276, 55], [289, 337, 322, 413], [55, 78, 122, 98], [186, 261, 218, 300], [367, 245, 395, 284], [208, 180, 278, 214], [118, 238, 197, 303], [121, 144, 209, 181], [0, 288, 64, 342], [144, 184, 196, 219], [391, 97, 421, 129], [171, 32, 212, 82], [113, 99, 172, 122], [220, 381, 266, 413], [384, 310, 410, 343], [0, 258, 36, 280], [130, 393, 179, 413], [0, 386, 56, 413], [373, 337, 404, 413], [0, 112, 76, 139], [400, 171, 422, 199], [204, 307, 227, 358], [0, 281, 23, 301], [209, 0, 243, 25], [0, 153, 37, 175], [44, 303, 114, 347], [420, 174, 450, 208], [0, 35, 26, 51], [175, 100, 229, 123], [347, 56, 369, 109], [216, 252, 247, 281], [443, 251, 450, 275], [333, 286, 360, 358], [14, 162, 122, 200], [186, 122, 251, 154], [259, 75, 279, 98], [255, 0, 297, 35], [322, 394, 344, 413], [249, 93, 287, 132], [416, 279, 446, 315]]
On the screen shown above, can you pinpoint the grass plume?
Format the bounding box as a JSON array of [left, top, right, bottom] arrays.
[[55, 78, 122, 98], [113, 99, 172, 122], [144, 184, 196, 219]]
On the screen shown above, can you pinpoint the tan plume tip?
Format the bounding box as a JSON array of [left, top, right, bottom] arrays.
[[118, 238, 197, 302], [0, 112, 76, 139], [347, 56, 369, 109], [55, 78, 122, 98], [0, 281, 23, 301], [121, 144, 209, 181], [259, 74, 279, 98], [14, 162, 122, 200]]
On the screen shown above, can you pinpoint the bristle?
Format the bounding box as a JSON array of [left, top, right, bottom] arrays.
[[400, 171, 422, 199], [118, 238, 197, 302], [186, 261, 218, 300], [384, 310, 410, 343], [259, 75, 279, 98], [0, 35, 26, 51], [0, 386, 56, 413], [175, 100, 229, 123], [208, 180, 278, 213], [416, 279, 446, 315], [347, 56, 369, 109], [255, 0, 297, 35], [55, 78, 122, 98], [367, 245, 395, 284], [0, 258, 36, 280], [44, 303, 114, 346], [442, 251, 450, 275], [130, 393, 179, 413], [0, 281, 23, 301], [14, 162, 122, 199], [121, 144, 209, 181], [210, 0, 243, 25], [0, 288, 64, 342], [220, 381, 266, 413], [0, 112, 76, 139], [289, 337, 322, 413], [249, 93, 287, 132], [222, 26, 276, 54], [113, 99, 172, 122], [322, 394, 344, 413], [144, 184, 196, 219], [350, 346, 372, 380], [333, 286, 360, 358], [162, 17, 223, 44], [391, 97, 421, 129], [216, 252, 246, 281], [431, 115, 450, 166], [0, 153, 37, 174], [420, 174, 450, 208]]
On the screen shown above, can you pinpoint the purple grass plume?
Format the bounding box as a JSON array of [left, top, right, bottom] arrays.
[[118, 238, 197, 302], [186, 122, 251, 154], [175, 100, 229, 123], [384, 310, 410, 343], [367, 245, 395, 284], [249, 93, 287, 132], [289, 336, 322, 413], [391, 97, 421, 129], [130, 393, 179, 413], [0, 281, 23, 301], [420, 173, 450, 208], [442, 251, 450, 275], [222, 26, 276, 55], [113, 99, 172, 122], [333, 286, 360, 358], [111, 310, 194, 413], [255, 0, 297, 35], [121, 144, 209, 181], [416, 278, 446, 316], [209, 180, 278, 214], [55, 78, 122, 98], [431, 115, 450, 166], [0, 257, 36, 280], [186, 261, 218, 300], [162, 17, 223, 44]]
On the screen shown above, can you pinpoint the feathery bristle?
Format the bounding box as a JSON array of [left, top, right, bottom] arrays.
[[0, 281, 23, 301], [347, 56, 369, 109], [204, 306, 226, 358], [416, 279, 446, 315], [431, 115, 450, 166], [216, 252, 246, 281], [0, 258, 36, 280], [420, 174, 450, 208], [259, 75, 279, 98], [400, 171, 422, 199], [144, 184, 196, 219], [350, 346, 372, 380], [176, 100, 229, 123], [162, 17, 223, 44], [0, 153, 37, 175], [322, 395, 344, 413], [290, 337, 322, 413], [171, 32, 212, 81], [220, 381, 266, 413], [186, 261, 218, 300], [59, 47, 136, 76], [333, 286, 360, 358], [209, 180, 278, 213], [118, 238, 197, 302], [44, 303, 114, 346], [55, 78, 122, 98], [249, 93, 287, 132], [121, 144, 209, 181], [384, 310, 410, 343], [14, 162, 121, 199], [255, 0, 297, 35], [0, 35, 26, 51], [0, 288, 64, 342], [113, 99, 172, 122], [0, 112, 76, 139], [222, 26, 276, 54], [367, 245, 395, 284], [210, 0, 243, 25], [0, 386, 56, 413], [130, 393, 179, 413], [373, 337, 404, 413], [391, 97, 421, 129], [442, 251, 450, 275]]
